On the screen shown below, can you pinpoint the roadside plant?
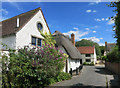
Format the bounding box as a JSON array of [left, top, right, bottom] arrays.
[[2, 43, 68, 87]]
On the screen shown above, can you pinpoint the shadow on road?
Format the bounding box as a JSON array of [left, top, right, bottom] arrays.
[[95, 66, 120, 87], [71, 83, 106, 88], [95, 66, 114, 75]]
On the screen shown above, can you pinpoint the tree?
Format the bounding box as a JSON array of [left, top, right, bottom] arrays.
[[75, 39, 101, 57], [99, 46, 105, 56], [108, 1, 120, 51]]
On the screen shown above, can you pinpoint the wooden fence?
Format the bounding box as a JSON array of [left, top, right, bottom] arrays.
[[105, 61, 120, 75]]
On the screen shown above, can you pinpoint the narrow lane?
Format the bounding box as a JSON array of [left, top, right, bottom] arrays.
[[50, 65, 119, 87]]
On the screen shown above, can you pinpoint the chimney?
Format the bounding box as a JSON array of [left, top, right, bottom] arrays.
[[71, 33, 75, 46], [17, 17, 19, 27], [105, 41, 107, 46]]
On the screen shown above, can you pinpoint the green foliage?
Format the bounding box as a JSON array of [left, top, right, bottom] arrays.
[[99, 46, 105, 56], [2, 44, 69, 87], [40, 31, 56, 46], [83, 61, 94, 66], [55, 72, 71, 82], [101, 56, 108, 61], [108, 1, 120, 51], [75, 39, 101, 57], [107, 46, 120, 62]]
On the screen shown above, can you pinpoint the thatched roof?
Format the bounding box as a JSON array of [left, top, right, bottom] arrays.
[[53, 31, 82, 59]]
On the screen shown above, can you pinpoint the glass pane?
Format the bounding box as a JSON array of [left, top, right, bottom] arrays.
[[38, 38, 42, 46], [37, 23, 42, 30], [32, 36, 36, 46]]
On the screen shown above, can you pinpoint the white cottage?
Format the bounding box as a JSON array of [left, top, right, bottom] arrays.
[[77, 46, 97, 64], [0, 7, 50, 50], [53, 31, 82, 74]]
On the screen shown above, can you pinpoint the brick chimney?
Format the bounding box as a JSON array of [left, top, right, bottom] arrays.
[[71, 33, 75, 46], [105, 41, 107, 46]]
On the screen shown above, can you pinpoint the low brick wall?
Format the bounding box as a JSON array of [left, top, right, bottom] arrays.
[[105, 61, 120, 75]]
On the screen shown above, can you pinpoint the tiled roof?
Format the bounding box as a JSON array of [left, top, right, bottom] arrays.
[[105, 43, 116, 52], [0, 7, 50, 37], [53, 31, 82, 59], [77, 46, 95, 54]]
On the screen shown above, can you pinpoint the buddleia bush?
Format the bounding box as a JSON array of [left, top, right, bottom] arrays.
[[2, 43, 68, 87]]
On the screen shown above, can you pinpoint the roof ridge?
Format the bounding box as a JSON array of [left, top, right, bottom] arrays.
[[1, 7, 41, 22]]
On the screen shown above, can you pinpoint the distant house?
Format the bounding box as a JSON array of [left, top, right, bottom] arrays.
[[77, 46, 97, 64], [0, 7, 50, 51], [52, 31, 82, 73], [104, 42, 116, 56]]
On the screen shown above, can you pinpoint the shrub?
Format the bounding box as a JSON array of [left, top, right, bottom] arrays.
[[107, 46, 120, 62], [101, 56, 108, 61], [2, 44, 68, 87], [55, 72, 71, 82], [83, 62, 94, 66]]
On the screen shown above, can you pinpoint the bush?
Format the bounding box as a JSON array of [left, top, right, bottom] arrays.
[[101, 56, 108, 61], [2, 44, 69, 87], [83, 62, 94, 65], [55, 72, 71, 82], [107, 46, 120, 62]]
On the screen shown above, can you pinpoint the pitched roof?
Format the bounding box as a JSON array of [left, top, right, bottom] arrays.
[[77, 46, 95, 54], [53, 31, 82, 59], [0, 7, 50, 37], [105, 43, 116, 52]]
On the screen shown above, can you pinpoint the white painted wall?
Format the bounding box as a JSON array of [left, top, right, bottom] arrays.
[[69, 58, 80, 71], [94, 48, 97, 64], [16, 10, 50, 49], [81, 48, 97, 64], [81, 54, 94, 63], [0, 35, 16, 50], [63, 58, 80, 73]]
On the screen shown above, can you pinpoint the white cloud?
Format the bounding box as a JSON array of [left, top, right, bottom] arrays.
[[100, 38, 103, 39], [85, 28, 90, 31], [95, 0, 102, 4], [86, 10, 97, 13], [63, 30, 89, 41], [95, 17, 109, 22], [95, 18, 101, 22], [93, 31, 96, 33], [86, 10, 92, 13], [0, 9, 8, 15], [106, 18, 109, 21], [73, 27, 78, 30], [6, 2, 23, 11], [99, 43, 105, 46], [102, 18, 105, 21], [0, 17, 8, 21], [89, 2, 95, 5], [108, 19, 114, 25], [83, 37, 100, 43], [93, 10, 97, 13]]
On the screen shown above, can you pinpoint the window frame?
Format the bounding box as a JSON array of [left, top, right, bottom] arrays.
[[37, 22, 43, 31], [86, 59, 91, 62], [31, 36, 42, 47], [85, 54, 91, 57], [31, 36, 37, 46]]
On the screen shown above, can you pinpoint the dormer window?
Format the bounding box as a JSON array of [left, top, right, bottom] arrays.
[[37, 23, 43, 31]]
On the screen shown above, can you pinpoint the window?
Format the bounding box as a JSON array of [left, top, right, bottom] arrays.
[[32, 36, 36, 46], [38, 38, 42, 47], [86, 59, 91, 62], [85, 54, 91, 57], [37, 23, 43, 31], [31, 36, 42, 47]]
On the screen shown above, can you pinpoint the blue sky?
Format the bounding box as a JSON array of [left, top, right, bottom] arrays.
[[0, 1, 117, 46]]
